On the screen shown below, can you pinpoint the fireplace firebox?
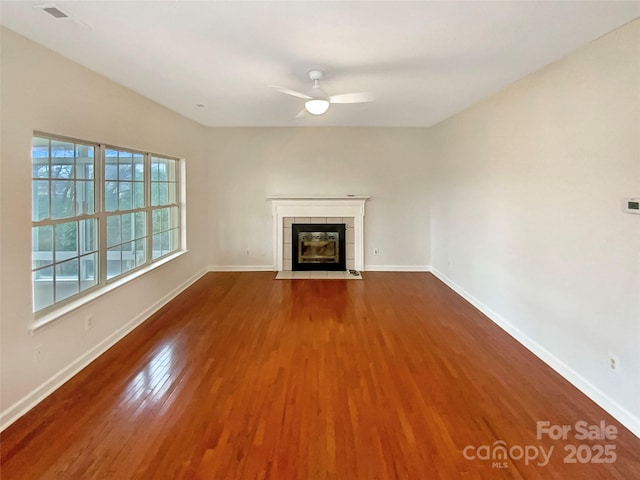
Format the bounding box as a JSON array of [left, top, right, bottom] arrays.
[[292, 224, 346, 271]]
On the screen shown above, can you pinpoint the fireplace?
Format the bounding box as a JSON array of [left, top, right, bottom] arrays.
[[268, 195, 369, 271], [292, 224, 346, 271]]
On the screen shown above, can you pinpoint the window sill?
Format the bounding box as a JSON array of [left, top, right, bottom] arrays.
[[30, 249, 189, 334]]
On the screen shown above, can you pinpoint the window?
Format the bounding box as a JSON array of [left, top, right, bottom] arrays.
[[104, 148, 147, 279], [32, 134, 182, 315], [151, 156, 180, 260]]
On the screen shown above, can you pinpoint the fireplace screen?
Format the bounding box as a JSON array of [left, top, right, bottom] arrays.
[[298, 232, 339, 263], [292, 224, 346, 271]]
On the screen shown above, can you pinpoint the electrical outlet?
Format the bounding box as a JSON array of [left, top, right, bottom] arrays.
[[608, 353, 619, 373], [85, 314, 94, 331], [373, 248, 379, 255], [34, 344, 43, 362]]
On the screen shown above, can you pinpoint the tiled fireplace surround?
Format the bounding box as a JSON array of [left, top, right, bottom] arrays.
[[283, 217, 355, 271], [269, 196, 368, 272]]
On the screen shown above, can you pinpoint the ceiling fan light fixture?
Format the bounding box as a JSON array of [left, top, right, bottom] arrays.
[[274, 69, 372, 118], [305, 99, 330, 115]]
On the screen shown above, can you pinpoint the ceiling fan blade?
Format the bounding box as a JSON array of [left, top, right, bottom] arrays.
[[295, 108, 307, 119], [329, 92, 375, 104], [270, 86, 311, 100]]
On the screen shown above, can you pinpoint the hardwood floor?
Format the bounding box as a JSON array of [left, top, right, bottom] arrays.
[[1, 272, 639, 479]]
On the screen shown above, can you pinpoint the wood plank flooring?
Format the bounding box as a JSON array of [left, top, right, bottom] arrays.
[[1, 272, 639, 479]]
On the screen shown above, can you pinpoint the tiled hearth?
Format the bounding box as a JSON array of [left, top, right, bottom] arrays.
[[275, 270, 362, 280], [283, 217, 355, 271]]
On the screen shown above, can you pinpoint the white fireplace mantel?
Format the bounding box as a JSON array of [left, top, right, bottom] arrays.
[[269, 195, 370, 271]]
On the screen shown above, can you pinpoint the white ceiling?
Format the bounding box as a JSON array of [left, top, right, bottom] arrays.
[[2, 1, 639, 127]]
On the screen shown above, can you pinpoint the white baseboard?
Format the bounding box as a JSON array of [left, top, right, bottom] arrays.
[[0, 268, 208, 432], [208, 265, 275, 272], [430, 267, 640, 439], [364, 264, 431, 272], [209, 265, 433, 273]]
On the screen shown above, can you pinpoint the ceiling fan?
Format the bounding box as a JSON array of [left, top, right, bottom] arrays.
[[272, 70, 374, 117]]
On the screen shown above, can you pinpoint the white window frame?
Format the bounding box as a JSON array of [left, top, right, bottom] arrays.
[[31, 132, 185, 323]]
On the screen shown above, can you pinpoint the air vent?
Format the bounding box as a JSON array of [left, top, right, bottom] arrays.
[[34, 4, 70, 19], [43, 7, 68, 18]]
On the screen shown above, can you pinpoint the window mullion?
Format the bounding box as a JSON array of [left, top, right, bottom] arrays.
[[48, 139, 53, 225], [146, 153, 152, 267], [97, 144, 108, 288], [48, 139, 57, 303], [177, 161, 182, 251]]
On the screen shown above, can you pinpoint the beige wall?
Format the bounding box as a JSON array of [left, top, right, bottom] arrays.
[[205, 127, 432, 270], [430, 19, 640, 434], [0, 28, 210, 427]]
